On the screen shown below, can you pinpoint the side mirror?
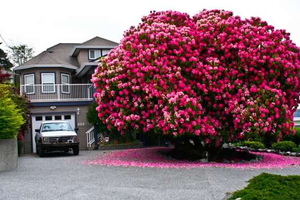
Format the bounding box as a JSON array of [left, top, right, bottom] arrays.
[[35, 129, 40, 133], [74, 128, 79, 132]]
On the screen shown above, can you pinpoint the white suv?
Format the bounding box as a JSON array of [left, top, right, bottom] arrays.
[[35, 121, 79, 157]]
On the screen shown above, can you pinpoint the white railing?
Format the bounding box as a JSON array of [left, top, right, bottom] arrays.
[[86, 126, 106, 148], [20, 84, 93, 102], [86, 126, 95, 148]]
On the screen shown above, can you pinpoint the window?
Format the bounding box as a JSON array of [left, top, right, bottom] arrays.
[[89, 50, 101, 59], [42, 122, 73, 132], [45, 116, 52, 121], [64, 115, 71, 120], [42, 73, 55, 93], [102, 49, 110, 56], [35, 116, 43, 121], [55, 115, 62, 120], [61, 74, 70, 93], [24, 74, 35, 94]]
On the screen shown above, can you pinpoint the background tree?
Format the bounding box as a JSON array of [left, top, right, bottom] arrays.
[[0, 48, 13, 70], [92, 10, 300, 156], [0, 68, 10, 83], [9, 44, 33, 66], [0, 47, 12, 83]]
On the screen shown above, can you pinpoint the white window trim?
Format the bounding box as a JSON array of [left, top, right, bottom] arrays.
[[61, 73, 70, 94], [24, 74, 35, 94], [41, 73, 55, 93], [89, 50, 96, 59], [89, 49, 102, 60]]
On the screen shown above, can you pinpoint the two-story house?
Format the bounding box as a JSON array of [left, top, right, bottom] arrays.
[[13, 36, 118, 154]]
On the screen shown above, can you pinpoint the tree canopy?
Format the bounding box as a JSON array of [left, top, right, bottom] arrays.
[[9, 44, 33, 66], [0, 47, 12, 83], [92, 10, 300, 149]]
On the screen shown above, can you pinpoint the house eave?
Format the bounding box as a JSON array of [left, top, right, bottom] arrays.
[[75, 62, 99, 78], [13, 64, 78, 72], [71, 46, 116, 57]]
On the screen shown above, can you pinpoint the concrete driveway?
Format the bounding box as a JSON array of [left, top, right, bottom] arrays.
[[1, 150, 300, 200]]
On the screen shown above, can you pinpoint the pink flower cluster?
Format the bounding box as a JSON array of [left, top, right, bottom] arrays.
[[92, 10, 300, 146], [83, 147, 300, 169]]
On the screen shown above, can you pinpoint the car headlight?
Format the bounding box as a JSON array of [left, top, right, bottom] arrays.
[[72, 136, 79, 142], [42, 137, 49, 143]]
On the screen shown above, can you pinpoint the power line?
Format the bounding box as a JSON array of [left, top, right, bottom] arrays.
[[0, 33, 9, 46]]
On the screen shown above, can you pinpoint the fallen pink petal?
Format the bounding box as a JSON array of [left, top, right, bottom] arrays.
[[83, 147, 300, 169]]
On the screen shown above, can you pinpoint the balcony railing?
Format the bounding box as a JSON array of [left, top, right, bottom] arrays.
[[20, 84, 93, 102]]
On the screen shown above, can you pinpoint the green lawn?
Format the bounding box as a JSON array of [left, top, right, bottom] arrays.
[[229, 173, 300, 200]]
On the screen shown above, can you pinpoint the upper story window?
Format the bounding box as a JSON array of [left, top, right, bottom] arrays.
[[24, 74, 35, 94], [89, 49, 111, 60], [102, 49, 110, 56], [89, 50, 101, 60], [42, 73, 55, 93], [61, 73, 70, 93]]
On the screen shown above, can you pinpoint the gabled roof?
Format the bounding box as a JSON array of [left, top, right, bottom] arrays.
[[13, 43, 80, 71], [81, 36, 119, 46], [12, 36, 119, 72], [70, 36, 118, 56]]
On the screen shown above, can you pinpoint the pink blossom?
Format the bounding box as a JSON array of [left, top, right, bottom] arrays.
[[91, 10, 300, 147], [83, 147, 300, 169]]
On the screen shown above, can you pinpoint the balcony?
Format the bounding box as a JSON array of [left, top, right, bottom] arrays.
[[20, 84, 94, 102]]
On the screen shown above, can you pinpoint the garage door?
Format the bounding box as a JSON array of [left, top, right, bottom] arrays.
[[31, 113, 76, 153]]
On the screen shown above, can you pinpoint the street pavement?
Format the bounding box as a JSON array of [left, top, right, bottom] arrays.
[[1, 150, 300, 200]]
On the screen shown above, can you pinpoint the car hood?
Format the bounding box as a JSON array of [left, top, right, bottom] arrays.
[[41, 131, 77, 137]]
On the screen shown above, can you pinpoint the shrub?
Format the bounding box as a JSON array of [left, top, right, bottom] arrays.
[[294, 128, 300, 145], [92, 10, 300, 152], [243, 141, 265, 149], [283, 127, 300, 146], [271, 141, 297, 152], [4, 84, 30, 142], [229, 173, 300, 200], [0, 85, 25, 139]]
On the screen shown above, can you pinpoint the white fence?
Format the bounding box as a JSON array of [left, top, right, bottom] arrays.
[[20, 84, 93, 102]]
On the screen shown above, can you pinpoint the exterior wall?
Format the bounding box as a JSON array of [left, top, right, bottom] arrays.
[[24, 104, 93, 153], [20, 68, 74, 85], [77, 50, 89, 67], [0, 139, 18, 172]]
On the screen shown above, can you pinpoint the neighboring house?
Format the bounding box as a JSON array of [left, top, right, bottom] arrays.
[[294, 105, 300, 127], [13, 36, 118, 153]]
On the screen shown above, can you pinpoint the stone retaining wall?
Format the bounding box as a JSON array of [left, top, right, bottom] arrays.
[[0, 139, 18, 172]]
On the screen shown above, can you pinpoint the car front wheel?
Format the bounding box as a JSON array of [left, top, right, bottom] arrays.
[[38, 143, 45, 157], [73, 146, 79, 155], [36, 144, 39, 154]]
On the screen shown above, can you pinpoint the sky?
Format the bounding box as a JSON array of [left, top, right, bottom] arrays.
[[0, 0, 299, 56]]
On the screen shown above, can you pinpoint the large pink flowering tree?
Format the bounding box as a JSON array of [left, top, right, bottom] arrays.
[[92, 10, 300, 151]]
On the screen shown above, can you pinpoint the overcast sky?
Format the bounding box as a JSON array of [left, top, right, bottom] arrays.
[[0, 0, 299, 56]]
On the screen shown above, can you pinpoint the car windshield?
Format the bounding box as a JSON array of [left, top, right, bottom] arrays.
[[42, 122, 73, 132]]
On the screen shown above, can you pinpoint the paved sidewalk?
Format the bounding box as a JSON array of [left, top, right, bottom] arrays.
[[1, 151, 300, 200]]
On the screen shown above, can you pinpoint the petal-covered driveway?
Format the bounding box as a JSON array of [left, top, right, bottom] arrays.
[[1, 150, 300, 200]]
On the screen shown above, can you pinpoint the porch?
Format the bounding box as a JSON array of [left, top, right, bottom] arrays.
[[20, 84, 94, 102]]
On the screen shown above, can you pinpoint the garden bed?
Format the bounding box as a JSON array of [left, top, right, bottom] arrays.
[[83, 147, 300, 169], [98, 142, 143, 150]]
